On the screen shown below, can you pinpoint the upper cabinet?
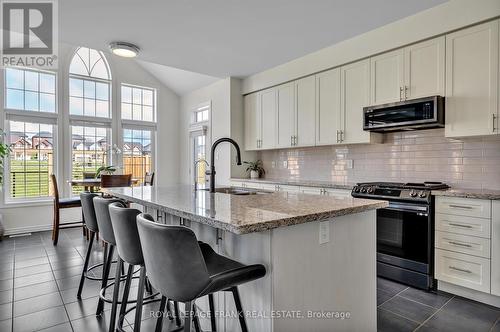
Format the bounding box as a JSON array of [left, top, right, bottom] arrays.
[[445, 20, 499, 138], [244, 92, 260, 151], [260, 88, 277, 149], [370, 49, 405, 105], [276, 83, 295, 148], [342, 59, 381, 144], [404, 36, 445, 99], [316, 68, 341, 145], [370, 36, 445, 105], [295, 76, 316, 147]]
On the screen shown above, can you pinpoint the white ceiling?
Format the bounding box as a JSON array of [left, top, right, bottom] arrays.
[[59, 0, 447, 92]]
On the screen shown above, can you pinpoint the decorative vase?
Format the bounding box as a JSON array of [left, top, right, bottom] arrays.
[[250, 170, 259, 179]]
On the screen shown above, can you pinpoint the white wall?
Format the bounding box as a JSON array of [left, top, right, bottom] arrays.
[[179, 77, 252, 186], [243, 0, 500, 93], [0, 43, 180, 235]]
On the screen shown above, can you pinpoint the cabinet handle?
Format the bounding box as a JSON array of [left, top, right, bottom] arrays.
[[448, 223, 473, 229], [399, 87, 403, 101], [449, 266, 472, 274], [493, 114, 497, 132], [340, 130, 344, 142], [291, 136, 294, 146], [447, 240, 473, 248], [404, 86, 408, 100], [336, 130, 340, 143], [448, 204, 473, 210], [294, 136, 297, 146]]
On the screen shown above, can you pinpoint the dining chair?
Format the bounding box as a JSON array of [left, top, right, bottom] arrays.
[[144, 172, 154, 186], [50, 174, 84, 245], [101, 174, 132, 188]]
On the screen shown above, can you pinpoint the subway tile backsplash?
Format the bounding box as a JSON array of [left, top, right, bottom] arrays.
[[258, 129, 500, 190]]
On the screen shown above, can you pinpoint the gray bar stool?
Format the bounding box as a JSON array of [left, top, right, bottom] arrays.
[[108, 202, 173, 332], [137, 213, 267, 332]]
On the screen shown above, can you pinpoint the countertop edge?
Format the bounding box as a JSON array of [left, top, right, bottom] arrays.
[[432, 189, 500, 200], [231, 178, 355, 190]]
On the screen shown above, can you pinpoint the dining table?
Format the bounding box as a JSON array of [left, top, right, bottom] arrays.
[[69, 178, 140, 192]]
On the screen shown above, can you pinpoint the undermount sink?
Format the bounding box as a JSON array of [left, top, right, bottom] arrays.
[[198, 187, 271, 195]]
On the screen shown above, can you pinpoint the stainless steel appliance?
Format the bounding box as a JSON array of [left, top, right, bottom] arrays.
[[351, 182, 449, 290], [363, 96, 444, 132]]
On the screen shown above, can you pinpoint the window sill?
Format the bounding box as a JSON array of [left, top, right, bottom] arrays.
[[1, 199, 53, 209]]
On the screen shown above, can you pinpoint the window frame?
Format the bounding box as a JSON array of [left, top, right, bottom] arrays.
[[121, 125, 156, 184], [120, 83, 157, 125], [189, 101, 211, 185], [3, 67, 59, 203]]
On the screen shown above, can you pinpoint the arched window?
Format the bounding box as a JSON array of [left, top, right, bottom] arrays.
[[69, 47, 111, 118], [68, 47, 112, 193]]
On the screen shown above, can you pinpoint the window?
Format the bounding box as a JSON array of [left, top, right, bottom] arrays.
[[7, 121, 54, 199], [121, 85, 155, 122], [69, 47, 111, 118], [194, 108, 209, 123], [193, 134, 207, 187], [122, 129, 152, 181], [5, 68, 56, 113], [71, 125, 109, 194], [190, 102, 210, 186]]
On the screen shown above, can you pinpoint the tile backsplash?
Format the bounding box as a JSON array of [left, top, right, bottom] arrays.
[[258, 129, 500, 190]]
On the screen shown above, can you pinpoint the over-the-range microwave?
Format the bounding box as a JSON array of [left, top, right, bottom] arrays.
[[363, 96, 444, 132]]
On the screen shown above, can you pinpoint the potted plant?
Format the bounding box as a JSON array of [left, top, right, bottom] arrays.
[[0, 129, 11, 240], [95, 165, 117, 178], [244, 160, 265, 179]]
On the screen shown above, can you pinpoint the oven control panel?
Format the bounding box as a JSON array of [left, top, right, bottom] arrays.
[[352, 185, 431, 203]]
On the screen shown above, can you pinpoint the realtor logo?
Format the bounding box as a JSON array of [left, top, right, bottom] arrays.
[[1, 0, 58, 68]]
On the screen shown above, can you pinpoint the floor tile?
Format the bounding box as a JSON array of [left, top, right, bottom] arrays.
[[14, 257, 49, 269], [70, 310, 117, 332], [53, 265, 84, 280], [14, 271, 54, 288], [380, 295, 437, 323], [0, 318, 12, 331], [0, 302, 13, 320], [0, 269, 14, 281], [64, 296, 102, 321], [14, 280, 59, 301], [399, 287, 452, 308], [0, 279, 13, 291], [14, 263, 52, 278], [37, 322, 73, 332], [0, 289, 13, 305], [377, 277, 408, 297], [377, 288, 394, 306], [377, 308, 419, 332], [13, 305, 69, 332], [14, 291, 63, 317]]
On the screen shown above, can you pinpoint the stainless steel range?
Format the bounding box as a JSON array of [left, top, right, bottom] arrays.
[[352, 182, 449, 290]]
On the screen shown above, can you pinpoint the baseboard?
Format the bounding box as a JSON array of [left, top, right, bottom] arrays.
[[438, 281, 500, 308], [4, 224, 52, 236]]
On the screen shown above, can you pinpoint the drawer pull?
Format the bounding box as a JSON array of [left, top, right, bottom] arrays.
[[447, 240, 473, 248], [448, 223, 473, 229], [449, 266, 472, 274], [448, 204, 474, 210]]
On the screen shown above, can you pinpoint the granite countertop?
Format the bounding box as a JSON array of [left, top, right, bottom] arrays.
[[231, 178, 355, 190], [103, 185, 387, 234], [432, 188, 500, 200]]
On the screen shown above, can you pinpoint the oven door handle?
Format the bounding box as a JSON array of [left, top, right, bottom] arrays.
[[384, 203, 429, 215]]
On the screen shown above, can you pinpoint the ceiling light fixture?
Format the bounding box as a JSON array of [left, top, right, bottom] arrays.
[[109, 42, 140, 58]]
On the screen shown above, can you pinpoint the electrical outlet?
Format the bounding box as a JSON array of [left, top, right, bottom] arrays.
[[319, 221, 330, 244], [283, 160, 288, 168], [346, 160, 354, 169]]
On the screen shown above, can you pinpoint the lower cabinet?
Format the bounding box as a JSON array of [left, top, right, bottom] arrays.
[[491, 201, 500, 296]]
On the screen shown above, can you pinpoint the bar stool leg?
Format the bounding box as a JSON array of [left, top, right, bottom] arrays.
[[109, 256, 123, 332], [77, 231, 95, 299], [183, 301, 192, 332], [155, 296, 167, 332], [119, 264, 134, 318], [96, 244, 114, 316], [133, 265, 147, 332], [174, 301, 181, 326], [192, 302, 201, 332], [52, 205, 60, 245], [231, 287, 248, 332], [208, 293, 217, 331]]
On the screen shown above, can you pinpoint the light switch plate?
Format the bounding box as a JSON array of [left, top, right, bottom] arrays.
[[319, 221, 329, 244]]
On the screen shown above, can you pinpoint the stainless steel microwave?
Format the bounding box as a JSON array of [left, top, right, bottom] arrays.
[[363, 96, 444, 132]]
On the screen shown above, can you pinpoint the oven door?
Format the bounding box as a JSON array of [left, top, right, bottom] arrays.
[[377, 202, 431, 273]]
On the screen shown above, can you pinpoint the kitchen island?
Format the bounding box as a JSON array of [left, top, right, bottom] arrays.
[[103, 185, 387, 332]]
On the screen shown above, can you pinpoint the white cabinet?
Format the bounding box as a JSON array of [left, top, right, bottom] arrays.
[[244, 93, 260, 151], [295, 76, 316, 147], [316, 68, 341, 145], [276, 83, 295, 148], [370, 49, 404, 105], [404, 36, 445, 99], [324, 188, 351, 198], [341, 59, 381, 144], [260, 88, 277, 149], [491, 201, 500, 296], [445, 20, 499, 138]]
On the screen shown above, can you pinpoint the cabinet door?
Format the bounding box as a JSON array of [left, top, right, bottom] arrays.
[[295, 76, 316, 147], [445, 20, 499, 138], [370, 49, 404, 105], [341, 59, 372, 144], [316, 68, 341, 145], [276, 83, 295, 148], [260, 88, 277, 149], [244, 93, 260, 151], [404, 36, 445, 99], [491, 201, 500, 296]]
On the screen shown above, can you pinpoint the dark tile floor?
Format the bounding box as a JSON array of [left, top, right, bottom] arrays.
[[1, 229, 500, 331]]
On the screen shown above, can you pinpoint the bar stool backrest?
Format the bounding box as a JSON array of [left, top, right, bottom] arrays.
[[137, 213, 211, 302], [144, 172, 154, 186], [80, 192, 99, 233], [108, 202, 143, 266], [93, 196, 125, 245]]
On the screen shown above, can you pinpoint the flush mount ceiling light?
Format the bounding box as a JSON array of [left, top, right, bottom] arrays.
[[109, 42, 140, 58]]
